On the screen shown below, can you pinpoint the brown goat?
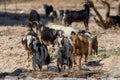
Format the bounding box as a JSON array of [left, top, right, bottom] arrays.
[[90, 36, 98, 55], [77, 30, 98, 56], [70, 32, 89, 69], [85, 35, 98, 56]]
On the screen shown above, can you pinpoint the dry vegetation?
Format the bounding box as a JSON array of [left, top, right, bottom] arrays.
[[0, 0, 120, 79]]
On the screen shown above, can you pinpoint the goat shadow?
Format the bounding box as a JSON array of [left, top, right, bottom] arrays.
[[0, 68, 29, 79], [86, 59, 103, 67], [79, 59, 103, 71], [0, 12, 51, 26], [0, 65, 59, 79]]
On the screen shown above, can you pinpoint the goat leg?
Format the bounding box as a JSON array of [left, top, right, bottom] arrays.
[[84, 52, 88, 64], [32, 53, 37, 71], [79, 56, 82, 69], [38, 63, 42, 71], [27, 52, 30, 59], [68, 57, 72, 69], [57, 63, 61, 72], [84, 20, 89, 31], [74, 59, 77, 65], [26, 52, 30, 69]]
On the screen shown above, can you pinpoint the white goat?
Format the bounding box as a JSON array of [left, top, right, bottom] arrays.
[[47, 24, 79, 47], [48, 24, 78, 36]]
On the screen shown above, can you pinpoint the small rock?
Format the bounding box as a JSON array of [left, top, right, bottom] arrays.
[[4, 76, 18, 80], [25, 76, 40, 80]]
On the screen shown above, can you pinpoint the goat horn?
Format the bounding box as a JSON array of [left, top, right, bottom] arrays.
[[32, 21, 39, 26]]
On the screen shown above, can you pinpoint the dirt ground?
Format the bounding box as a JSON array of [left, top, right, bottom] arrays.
[[0, 0, 120, 79]]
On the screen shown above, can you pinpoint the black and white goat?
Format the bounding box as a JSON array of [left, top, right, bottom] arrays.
[[43, 4, 54, 17], [22, 28, 51, 71], [30, 39, 50, 71], [57, 37, 73, 72], [63, 1, 93, 30], [49, 10, 65, 22], [40, 25, 63, 46], [21, 29, 39, 69]]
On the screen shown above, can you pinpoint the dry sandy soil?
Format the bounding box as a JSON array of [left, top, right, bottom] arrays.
[[0, 0, 120, 79]]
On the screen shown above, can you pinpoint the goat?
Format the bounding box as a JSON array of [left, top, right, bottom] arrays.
[[90, 36, 98, 55], [28, 10, 41, 34], [48, 24, 78, 36], [49, 10, 65, 22], [104, 1, 120, 28], [78, 30, 98, 56], [29, 39, 50, 71], [22, 29, 51, 71], [108, 16, 120, 28], [70, 31, 89, 69], [48, 24, 79, 45], [43, 4, 54, 17], [63, 1, 93, 30], [57, 37, 73, 72], [21, 29, 39, 69], [40, 25, 63, 46]]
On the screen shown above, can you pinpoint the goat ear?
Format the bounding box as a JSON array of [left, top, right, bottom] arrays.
[[94, 36, 97, 39], [28, 21, 33, 28], [71, 31, 76, 35], [40, 26, 44, 32], [21, 36, 26, 45]]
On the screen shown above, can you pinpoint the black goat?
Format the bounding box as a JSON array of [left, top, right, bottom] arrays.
[[28, 10, 41, 34], [43, 4, 54, 17], [109, 16, 120, 28], [63, 1, 93, 30]]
